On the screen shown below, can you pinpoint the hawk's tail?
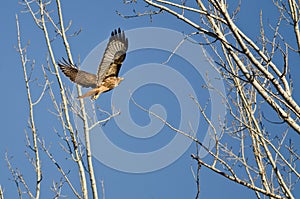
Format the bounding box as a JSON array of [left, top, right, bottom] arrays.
[[78, 89, 100, 99]]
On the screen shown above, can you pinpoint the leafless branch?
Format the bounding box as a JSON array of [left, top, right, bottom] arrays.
[[0, 185, 4, 199], [191, 154, 286, 199], [122, 1, 300, 198], [16, 13, 42, 199], [38, 138, 82, 199]]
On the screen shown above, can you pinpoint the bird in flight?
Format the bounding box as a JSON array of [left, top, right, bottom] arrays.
[[58, 28, 128, 100]]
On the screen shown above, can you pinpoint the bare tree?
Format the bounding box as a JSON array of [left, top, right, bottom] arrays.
[[5, 0, 119, 198], [120, 0, 300, 199], [4, 0, 299, 199]]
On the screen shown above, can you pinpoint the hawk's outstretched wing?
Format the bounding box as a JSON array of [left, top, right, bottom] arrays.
[[58, 58, 97, 88], [96, 28, 128, 86]]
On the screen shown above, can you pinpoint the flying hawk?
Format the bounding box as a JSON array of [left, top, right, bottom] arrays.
[[58, 28, 128, 100]]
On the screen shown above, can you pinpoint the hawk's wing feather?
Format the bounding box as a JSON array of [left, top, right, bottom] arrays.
[[96, 28, 128, 86], [58, 59, 97, 88]]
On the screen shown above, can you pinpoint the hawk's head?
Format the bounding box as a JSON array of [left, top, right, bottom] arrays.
[[116, 77, 124, 86]]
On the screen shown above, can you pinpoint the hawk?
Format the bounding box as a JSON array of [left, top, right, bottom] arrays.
[[58, 28, 128, 100]]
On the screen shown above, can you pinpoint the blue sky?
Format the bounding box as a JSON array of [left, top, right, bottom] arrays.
[[0, 1, 299, 199]]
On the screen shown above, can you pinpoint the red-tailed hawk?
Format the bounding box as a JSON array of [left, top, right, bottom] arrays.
[[58, 28, 128, 100]]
